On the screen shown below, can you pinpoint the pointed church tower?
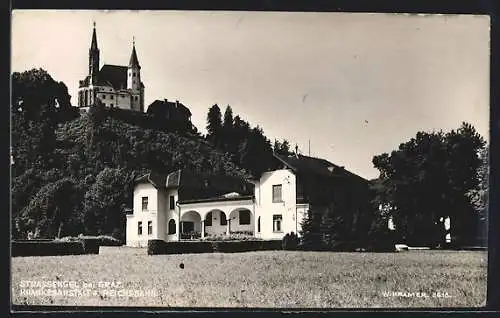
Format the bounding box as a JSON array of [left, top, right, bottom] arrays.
[[89, 22, 100, 85], [127, 38, 141, 90], [127, 37, 144, 112]]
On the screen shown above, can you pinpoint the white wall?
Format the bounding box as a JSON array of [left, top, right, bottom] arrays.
[[126, 183, 159, 247], [254, 169, 297, 240], [78, 85, 133, 110]]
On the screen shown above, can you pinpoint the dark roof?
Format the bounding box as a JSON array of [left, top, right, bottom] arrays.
[[97, 65, 128, 90], [135, 172, 167, 189], [129, 45, 141, 69], [273, 153, 368, 184], [135, 169, 253, 201]]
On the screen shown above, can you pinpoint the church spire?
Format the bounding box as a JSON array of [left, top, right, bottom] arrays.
[[89, 21, 100, 82], [90, 21, 98, 51], [128, 37, 141, 69]]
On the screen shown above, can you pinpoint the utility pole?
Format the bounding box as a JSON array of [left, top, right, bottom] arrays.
[[308, 139, 311, 156]]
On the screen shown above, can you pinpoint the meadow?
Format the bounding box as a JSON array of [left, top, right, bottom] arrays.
[[11, 248, 487, 308]]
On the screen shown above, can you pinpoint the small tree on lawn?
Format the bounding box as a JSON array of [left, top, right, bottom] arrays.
[[320, 203, 346, 250], [300, 207, 323, 250]]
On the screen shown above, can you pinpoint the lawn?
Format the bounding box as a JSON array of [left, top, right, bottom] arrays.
[[11, 248, 487, 308]]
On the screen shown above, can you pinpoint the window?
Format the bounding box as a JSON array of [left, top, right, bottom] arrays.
[[135, 96, 139, 101], [257, 216, 261, 232], [110, 103, 113, 108], [102, 94, 106, 99], [142, 197, 148, 211], [272, 185, 282, 203], [133, 80, 136, 85], [205, 212, 212, 226], [110, 95, 114, 100], [168, 219, 176, 234], [148, 221, 153, 235], [169, 196, 175, 210], [273, 215, 282, 232], [137, 221, 143, 235], [220, 212, 227, 226], [133, 72, 136, 77], [239, 210, 251, 225]]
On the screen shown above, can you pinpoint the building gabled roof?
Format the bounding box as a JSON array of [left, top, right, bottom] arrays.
[[273, 153, 368, 184], [135, 172, 167, 189]]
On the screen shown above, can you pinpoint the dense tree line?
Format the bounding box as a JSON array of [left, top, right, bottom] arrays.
[[205, 104, 294, 177]]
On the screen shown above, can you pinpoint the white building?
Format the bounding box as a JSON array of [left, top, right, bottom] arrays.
[[126, 153, 370, 247], [77, 23, 145, 113]]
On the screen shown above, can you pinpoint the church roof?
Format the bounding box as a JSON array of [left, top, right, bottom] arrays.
[[128, 45, 141, 69], [90, 25, 98, 51], [97, 65, 128, 90]]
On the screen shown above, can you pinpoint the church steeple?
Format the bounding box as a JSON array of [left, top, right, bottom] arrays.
[[128, 37, 141, 69], [89, 21, 100, 84], [90, 21, 98, 51]]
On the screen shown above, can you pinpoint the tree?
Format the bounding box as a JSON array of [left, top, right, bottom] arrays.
[[300, 207, 323, 250], [18, 178, 84, 238], [371, 122, 486, 247], [83, 168, 135, 236], [222, 105, 235, 152], [206, 104, 222, 147], [319, 204, 346, 250]]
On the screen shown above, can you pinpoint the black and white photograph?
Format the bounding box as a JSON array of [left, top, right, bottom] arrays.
[[10, 10, 490, 308]]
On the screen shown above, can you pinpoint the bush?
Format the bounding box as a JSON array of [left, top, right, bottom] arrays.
[[147, 239, 283, 255], [147, 239, 166, 255], [81, 238, 99, 254], [282, 232, 300, 250]]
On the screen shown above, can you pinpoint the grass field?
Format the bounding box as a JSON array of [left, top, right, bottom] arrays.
[[11, 248, 487, 308]]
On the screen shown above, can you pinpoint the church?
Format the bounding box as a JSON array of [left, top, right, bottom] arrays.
[[78, 23, 145, 113]]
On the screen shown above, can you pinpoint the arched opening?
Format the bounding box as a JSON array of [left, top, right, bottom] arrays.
[[181, 210, 202, 239], [168, 219, 176, 235], [204, 210, 227, 237], [228, 208, 253, 235], [205, 212, 212, 226]]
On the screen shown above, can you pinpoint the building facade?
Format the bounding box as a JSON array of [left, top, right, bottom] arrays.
[[78, 23, 145, 113], [126, 153, 370, 247]]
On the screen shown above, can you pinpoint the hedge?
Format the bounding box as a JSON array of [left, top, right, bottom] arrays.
[[12, 240, 86, 257], [147, 239, 283, 255]]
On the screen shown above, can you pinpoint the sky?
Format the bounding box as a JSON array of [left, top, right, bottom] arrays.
[[11, 10, 490, 180]]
